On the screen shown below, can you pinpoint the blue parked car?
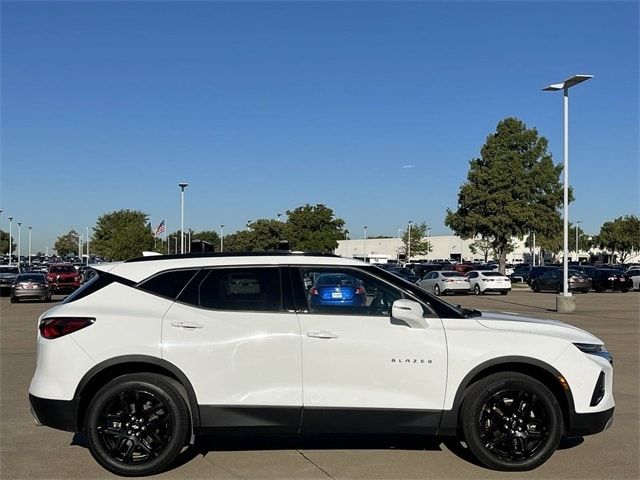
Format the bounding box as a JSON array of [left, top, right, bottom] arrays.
[[309, 273, 366, 306]]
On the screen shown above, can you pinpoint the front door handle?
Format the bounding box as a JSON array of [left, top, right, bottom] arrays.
[[307, 330, 339, 339], [171, 321, 203, 329]]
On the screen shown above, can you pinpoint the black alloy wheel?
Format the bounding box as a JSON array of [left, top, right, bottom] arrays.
[[461, 372, 563, 471], [85, 373, 189, 476]]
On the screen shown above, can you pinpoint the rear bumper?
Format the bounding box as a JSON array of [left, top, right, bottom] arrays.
[[12, 288, 50, 299], [568, 407, 614, 436], [29, 394, 79, 432]]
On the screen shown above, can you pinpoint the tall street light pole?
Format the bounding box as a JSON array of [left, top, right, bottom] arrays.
[[426, 226, 432, 260], [86, 226, 90, 265], [17, 222, 22, 264], [8, 217, 13, 265], [363, 226, 368, 263], [220, 224, 224, 252], [178, 183, 189, 254], [575, 220, 582, 262], [28, 226, 32, 266], [407, 220, 414, 261], [397, 228, 403, 261], [543, 74, 593, 311]]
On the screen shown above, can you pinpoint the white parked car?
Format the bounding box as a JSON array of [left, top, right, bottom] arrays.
[[29, 253, 614, 475], [467, 270, 512, 295], [417, 270, 470, 296], [626, 268, 640, 291]]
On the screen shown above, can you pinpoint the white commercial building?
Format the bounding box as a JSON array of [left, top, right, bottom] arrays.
[[334, 235, 532, 264]]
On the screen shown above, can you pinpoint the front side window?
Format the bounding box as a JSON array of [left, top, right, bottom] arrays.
[[297, 267, 403, 316], [196, 267, 282, 312]]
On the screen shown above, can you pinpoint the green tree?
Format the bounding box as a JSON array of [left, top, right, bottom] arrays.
[[54, 230, 80, 257], [91, 209, 154, 260], [0, 230, 16, 256], [468, 235, 495, 262], [595, 215, 640, 264], [223, 230, 254, 252], [283, 204, 346, 252], [445, 117, 566, 274], [399, 223, 432, 259]]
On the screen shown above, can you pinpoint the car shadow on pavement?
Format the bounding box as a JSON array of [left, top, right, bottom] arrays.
[[70, 432, 584, 473]]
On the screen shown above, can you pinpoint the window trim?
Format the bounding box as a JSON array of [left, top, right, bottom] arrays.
[[136, 268, 201, 301]]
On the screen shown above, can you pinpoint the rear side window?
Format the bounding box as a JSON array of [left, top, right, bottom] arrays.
[[182, 267, 282, 312], [139, 269, 199, 300]]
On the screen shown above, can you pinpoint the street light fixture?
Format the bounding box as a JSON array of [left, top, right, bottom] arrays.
[[543, 74, 593, 308], [178, 182, 189, 254], [407, 220, 414, 261], [220, 224, 224, 252]]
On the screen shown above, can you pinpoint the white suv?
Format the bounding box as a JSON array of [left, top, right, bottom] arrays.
[[29, 252, 614, 476]]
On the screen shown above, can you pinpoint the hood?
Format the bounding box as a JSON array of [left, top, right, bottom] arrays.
[[476, 311, 603, 344]]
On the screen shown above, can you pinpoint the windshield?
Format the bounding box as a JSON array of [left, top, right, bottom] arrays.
[[0, 267, 20, 274], [482, 271, 503, 277], [441, 272, 461, 277], [16, 274, 46, 282], [50, 265, 76, 274]]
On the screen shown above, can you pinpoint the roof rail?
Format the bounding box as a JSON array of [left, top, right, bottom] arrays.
[[124, 251, 340, 263]]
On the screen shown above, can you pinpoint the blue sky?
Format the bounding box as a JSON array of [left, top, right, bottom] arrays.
[[2, 1, 638, 252]]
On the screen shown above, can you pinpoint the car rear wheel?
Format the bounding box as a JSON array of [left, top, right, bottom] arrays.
[[460, 372, 563, 471], [84, 373, 190, 476]]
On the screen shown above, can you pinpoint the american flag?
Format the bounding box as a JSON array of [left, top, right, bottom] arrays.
[[154, 219, 166, 237]]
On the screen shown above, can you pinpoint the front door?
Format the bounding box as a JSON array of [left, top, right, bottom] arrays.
[[291, 266, 448, 434]]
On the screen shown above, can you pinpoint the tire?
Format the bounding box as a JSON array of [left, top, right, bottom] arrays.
[[532, 283, 539, 293], [460, 372, 563, 471], [434, 285, 441, 296], [10, 296, 17, 303], [474, 284, 482, 295], [500, 291, 508, 296], [84, 373, 190, 476]]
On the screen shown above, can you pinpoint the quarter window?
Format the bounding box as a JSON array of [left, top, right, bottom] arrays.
[[197, 267, 282, 312], [139, 269, 199, 300]]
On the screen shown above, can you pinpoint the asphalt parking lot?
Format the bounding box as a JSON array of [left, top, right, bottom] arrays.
[[1, 289, 638, 479]]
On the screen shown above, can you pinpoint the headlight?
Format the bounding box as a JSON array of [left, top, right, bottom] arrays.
[[574, 343, 613, 365]]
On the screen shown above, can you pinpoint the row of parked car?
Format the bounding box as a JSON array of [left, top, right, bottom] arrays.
[[379, 262, 640, 295], [0, 262, 96, 303]]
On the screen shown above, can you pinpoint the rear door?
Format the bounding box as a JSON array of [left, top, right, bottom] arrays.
[[161, 266, 302, 432]]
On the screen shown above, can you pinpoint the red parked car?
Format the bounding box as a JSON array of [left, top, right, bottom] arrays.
[[47, 263, 81, 294]]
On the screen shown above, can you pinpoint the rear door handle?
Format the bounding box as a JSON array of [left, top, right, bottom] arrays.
[[171, 321, 203, 329], [306, 330, 339, 339]]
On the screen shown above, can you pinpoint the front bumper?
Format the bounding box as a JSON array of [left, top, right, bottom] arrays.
[[568, 407, 614, 436], [29, 394, 79, 432]]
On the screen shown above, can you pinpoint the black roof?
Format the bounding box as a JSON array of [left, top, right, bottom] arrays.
[[124, 251, 340, 263]]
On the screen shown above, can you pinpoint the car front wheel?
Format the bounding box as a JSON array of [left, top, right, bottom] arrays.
[[474, 284, 482, 295], [84, 373, 190, 476], [460, 372, 563, 471], [434, 285, 441, 296]]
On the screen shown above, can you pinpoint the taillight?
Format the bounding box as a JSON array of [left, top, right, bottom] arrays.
[[39, 317, 95, 339], [310, 288, 319, 296], [75, 276, 81, 282], [355, 287, 365, 294]]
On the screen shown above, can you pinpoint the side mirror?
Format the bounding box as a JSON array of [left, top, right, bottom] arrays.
[[391, 299, 428, 329]]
